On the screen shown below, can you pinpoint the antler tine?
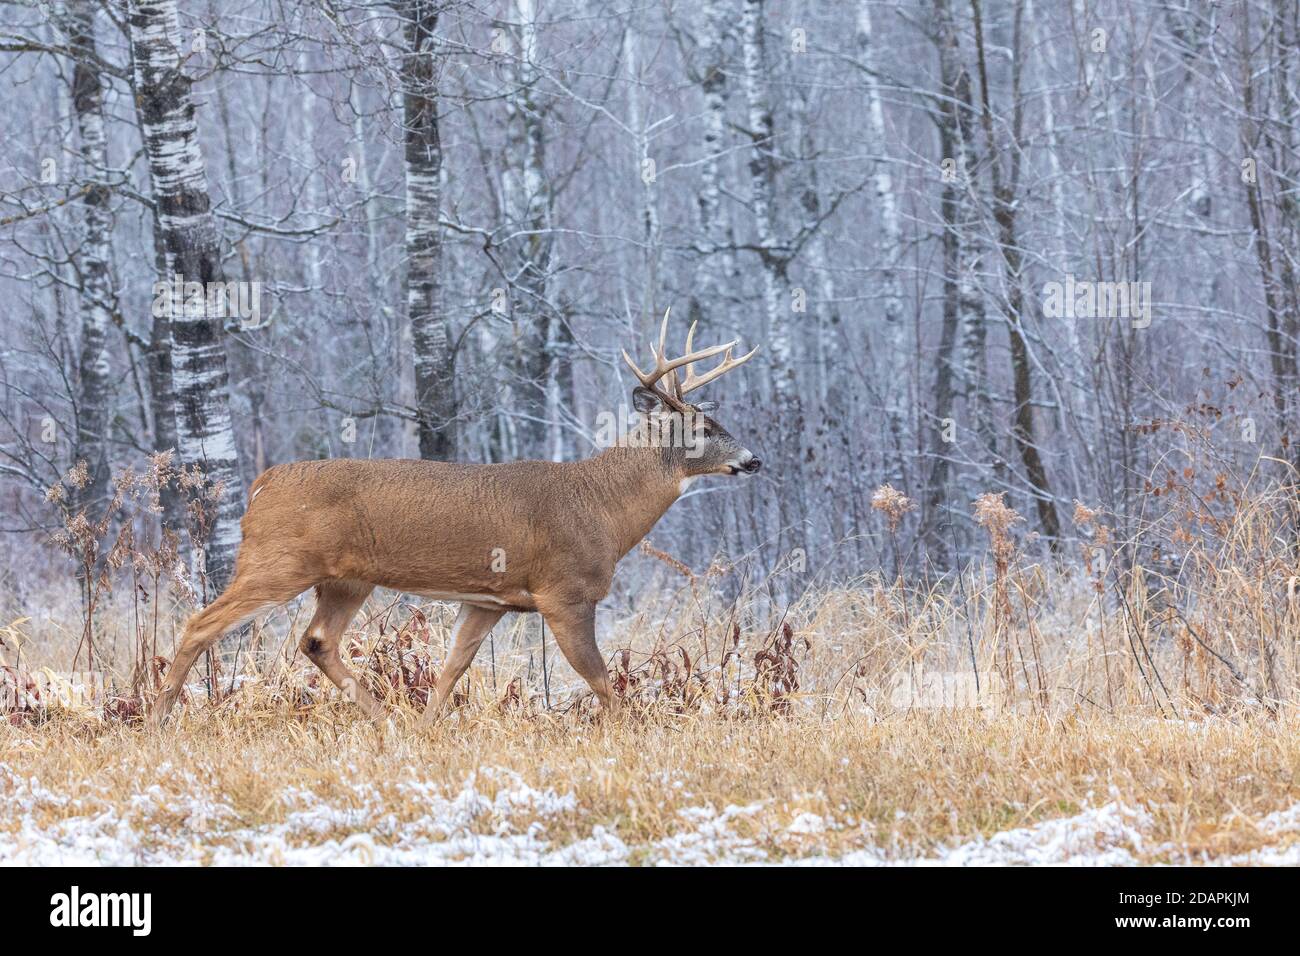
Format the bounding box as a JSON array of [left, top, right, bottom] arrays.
[[621, 348, 656, 388], [682, 320, 699, 387], [679, 342, 760, 396], [623, 308, 748, 401], [654, 308, 671, 361]]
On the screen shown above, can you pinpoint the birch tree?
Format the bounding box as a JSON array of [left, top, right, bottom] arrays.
[[690, 0, 736, 333], [740, 0, 793, 404], [923, 0, 976, 549], [500, 0, 555, 458], [128, 0, 243, 591], [5, 0, 1300, 581], [400, 0, 456, 460], [60, 0, 114, 513], [1234, 0, 1300, 470], [854, 0, 909, 480]]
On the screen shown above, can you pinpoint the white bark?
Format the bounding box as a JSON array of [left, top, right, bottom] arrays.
[[854, 1, 904, 333], [402, 0, 456, 460], [740, 0, 792, 403], [854, 1, 917, 482], [624, 15, 660, 322], [297, 46, 322, 292], [791, 87, 837, 410], [932, 0, 989, 456], [502, 0, 557, 458], [128, 0, 243, 593], [61, 0, 114, 511], [693, 0, 737, 333]]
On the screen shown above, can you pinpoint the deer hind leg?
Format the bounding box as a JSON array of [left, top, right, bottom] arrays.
[[419, 604, 506, 727], [149, 573, 309, 728], [539, 601, 615, 713], [298, 580, 378, 717]]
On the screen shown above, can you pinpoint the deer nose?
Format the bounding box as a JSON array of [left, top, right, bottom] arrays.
[[742, 456, 762, 474]]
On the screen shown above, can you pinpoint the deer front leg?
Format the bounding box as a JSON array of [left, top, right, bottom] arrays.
[[420, 604, 506, 727], [538, 600, 615, 713], [298, 580, 379, 718]]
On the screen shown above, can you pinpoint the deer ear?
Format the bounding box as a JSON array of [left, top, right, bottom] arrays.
[[632, 387, 663, 414], [692, 400, 719, 413]]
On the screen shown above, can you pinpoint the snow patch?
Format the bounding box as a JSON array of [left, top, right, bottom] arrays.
[[4, 763, 1294, 867], [787, 800, 1152, 867]]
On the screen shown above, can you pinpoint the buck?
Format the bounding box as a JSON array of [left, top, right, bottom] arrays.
[[148, 313, 760, 728]]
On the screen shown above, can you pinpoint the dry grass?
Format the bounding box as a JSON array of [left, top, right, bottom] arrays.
[[4, 700, 1300, 864], [5, 452, 1300, 864], [4, 563, 1300, 864]]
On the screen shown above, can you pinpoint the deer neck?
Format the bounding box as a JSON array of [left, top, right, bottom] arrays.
[[582, 444, 687, 557]]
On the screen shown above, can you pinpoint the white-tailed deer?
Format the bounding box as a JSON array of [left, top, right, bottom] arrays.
[[148, 312, 760, 728]]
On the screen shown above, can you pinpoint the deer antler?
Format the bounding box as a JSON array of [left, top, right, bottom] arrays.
[[677, 321, 760, 397], [622, 308, 757, 406]]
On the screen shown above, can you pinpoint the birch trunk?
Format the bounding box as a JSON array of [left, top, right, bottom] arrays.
[[792, 92, 835, 409], [925, 134, 963, 552], [139, 198, 186, 531], [740, 0, 792, 404], [792, 84, 843, 558], [854, 0, 910, 481], [402, 0, 456, 460], [691, 0, 736, 333], [502, 0, 555, 458], [924, 0, 976, 553], [61, 0, 114, 513], [935, 0, 991, 470], [853, 1, 904, 332], [624, 15, 661, 326], [128, 0, 242, 593], [297, 46, 323, 292], [740, 0, 801, 563], [1268, 0, 1300, 469]]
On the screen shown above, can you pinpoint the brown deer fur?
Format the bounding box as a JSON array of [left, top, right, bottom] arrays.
[[148, 336, 760, 729]]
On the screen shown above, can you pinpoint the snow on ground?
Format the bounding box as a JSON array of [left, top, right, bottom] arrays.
[[808, 800, 1152, 867], [1214, 804, 1300, 866], [0, 765, 1293, 866]]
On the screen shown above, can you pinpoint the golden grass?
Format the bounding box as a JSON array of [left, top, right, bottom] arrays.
[[5, 561, 1300, 864], [4, 702, 1300, 864], [6, 462, 1300, 863]]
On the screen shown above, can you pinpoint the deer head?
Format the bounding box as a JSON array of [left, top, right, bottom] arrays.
[[622, 309, 762, 479]]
